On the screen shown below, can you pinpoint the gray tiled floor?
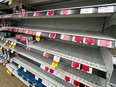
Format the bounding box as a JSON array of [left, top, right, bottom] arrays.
[[0, 65, 27, 87]]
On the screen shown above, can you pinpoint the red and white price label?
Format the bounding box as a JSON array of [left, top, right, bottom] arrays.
[[71, 62, 80, 69], [9, 28, 13, 31], [98, 40, 112, 48], [72, 36, 83, 43], [61, 9, 70, 15], [49, 68, 54, 74], [64, 76, 71, 83], [18, 13, 23, 17], [27, 30, 31, 34], [49, 33, 56, 39], [26, 47, 30, 51], [83, 38, 95, 45], [31, 31, 36, 35], [14, 29, 17, 32], [61, 34, 70, 40], [72, 80, 80, 87], [82, 65, 92, 74], [43, 52, 49, 58], [80, 8, 97, 14], [23, 30, 28, 34], [33, 11, 39, 17], [98, 6, 114, 13], [23, 13, 28, 17], [47, 11, 54, 16], [18, 29, 23, 33]]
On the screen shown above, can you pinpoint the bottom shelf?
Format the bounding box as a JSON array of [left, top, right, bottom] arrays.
[[11, 57, 74, 87]]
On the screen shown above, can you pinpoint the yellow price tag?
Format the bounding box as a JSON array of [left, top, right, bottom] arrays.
[[8, 0, 12, 5], [51, 61, 59, 68], [3, 42, 7, 46], [9, 44, 12, 48], [11, 43, 16, 49], [6, 70, 12, 75], [9, 42, 13, 48], [36, 36, 40, 41]]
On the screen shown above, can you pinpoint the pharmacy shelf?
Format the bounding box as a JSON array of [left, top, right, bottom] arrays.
[[0, 39, 102, 87], [2, 26, 116, 48], [29, 40, 107, 73], [0, 3, 116, 19], [109, 69, 116, 86], [12, 56, 73, 87], [0, 38, 107, 78]]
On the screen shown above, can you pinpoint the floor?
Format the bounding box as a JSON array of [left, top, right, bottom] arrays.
[[0, 65, 27, 87]]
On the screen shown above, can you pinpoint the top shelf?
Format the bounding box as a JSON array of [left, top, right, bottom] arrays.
[[0, 3, 116, 19]]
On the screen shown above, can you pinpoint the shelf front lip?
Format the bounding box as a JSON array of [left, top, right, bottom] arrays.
[[0, 40, 101, 87], [0, 3, 116, 19], [29, 44, 107, 72], [2, 27, 116, 48]]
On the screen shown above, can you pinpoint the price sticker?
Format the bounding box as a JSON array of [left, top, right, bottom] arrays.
[[47, 11, 54, 16], [80, 8, 96, 14], [53, 56, 60, 62], [51, 61, 59, 68], [61, 9, 70, 15], [9, 42, 13, 48], [36, 32, 41, 41], [12, 43, 16, 49], [98, 6, 114, 13], [33, 11, 39, 17]]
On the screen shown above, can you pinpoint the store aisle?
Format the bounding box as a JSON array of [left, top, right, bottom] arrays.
[[0, 65, 27, 87]]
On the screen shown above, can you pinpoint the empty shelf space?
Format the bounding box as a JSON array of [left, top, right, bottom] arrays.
[[30, 40, 107, 72]]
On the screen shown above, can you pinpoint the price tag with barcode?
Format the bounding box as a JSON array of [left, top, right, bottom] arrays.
[[53, 56, 60, 62], [80, 8, 96, 14], [33, 11, 39, 17], [98, 6, 114, 13]]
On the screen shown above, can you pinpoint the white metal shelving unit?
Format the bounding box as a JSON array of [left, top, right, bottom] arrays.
[[0, 1, 116, 87]]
